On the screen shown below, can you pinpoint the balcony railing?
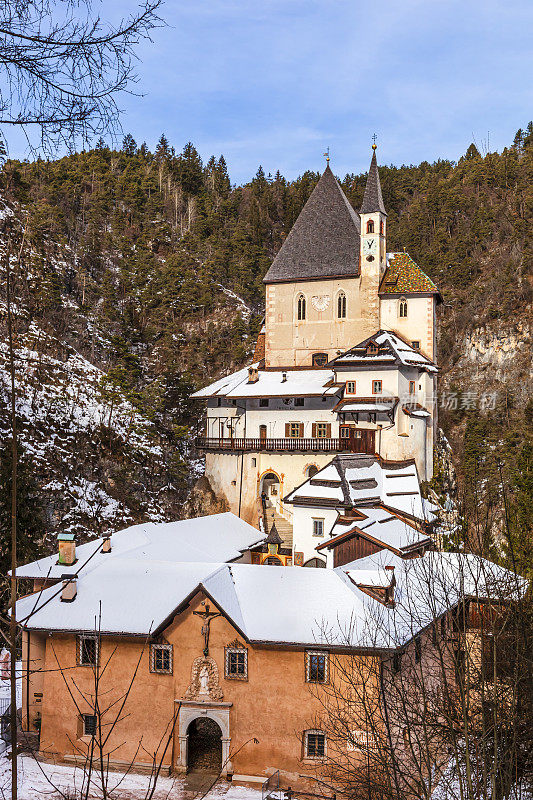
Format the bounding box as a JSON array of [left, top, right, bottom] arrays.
[[195, 433, 375, 454]]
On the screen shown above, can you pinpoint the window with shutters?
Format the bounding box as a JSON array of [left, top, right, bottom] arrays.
[[315, 422, 330, 438], [286, 422, 303, 438], [306, 651, 328, 682]]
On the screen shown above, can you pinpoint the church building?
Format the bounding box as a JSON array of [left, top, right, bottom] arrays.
[[192, 148, 442, 562]]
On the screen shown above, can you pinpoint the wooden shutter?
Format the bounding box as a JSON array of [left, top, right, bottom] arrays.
[[299, 423, 304, 438], [312, 423, 317, 438], [285, 423, 290, 437], [326, 423, 331, 438]]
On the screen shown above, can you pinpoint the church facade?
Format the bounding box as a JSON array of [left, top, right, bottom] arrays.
[[192, 149, 442, 559]]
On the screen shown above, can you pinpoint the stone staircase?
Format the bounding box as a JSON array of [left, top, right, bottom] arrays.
[[264, 506, 293, 550]]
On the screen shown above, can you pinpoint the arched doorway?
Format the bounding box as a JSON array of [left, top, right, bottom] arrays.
[[264, 556, 282, 566], [187, 717, 222, 773], [305, 464, 318, 479], [259, 472, 280, 508]]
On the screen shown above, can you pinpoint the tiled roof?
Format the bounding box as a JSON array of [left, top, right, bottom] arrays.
[[360, 149, 387, 215], [379, 252, 441, 297], [263, 165, 361, 284]]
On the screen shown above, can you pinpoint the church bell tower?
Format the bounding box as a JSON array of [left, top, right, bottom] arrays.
[[360, 144, 387, 279]]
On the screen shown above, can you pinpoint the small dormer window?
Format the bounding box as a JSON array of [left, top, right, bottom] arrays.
[[367, 342, 378, 355], [399, 298, 408, 318], [297, 294, 306, 321], [366, 219, 374, 234], [337, 291, 346, 319]]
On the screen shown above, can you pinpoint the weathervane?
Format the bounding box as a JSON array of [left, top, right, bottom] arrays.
[[372, 133, 378, 151], [193, 602, 221, 656], [323, 147, 330, 164]]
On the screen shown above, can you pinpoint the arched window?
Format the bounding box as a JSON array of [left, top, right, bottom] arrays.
[[305, 465, 318, 479], [399, 298, 408, 318], [337, 291, 346, 319], [312, 352, 328, 367], [366, 219, 374, 234], [380, 220, 384, 235], [303, 558, 326, 569], [297, 294, 306, 321]]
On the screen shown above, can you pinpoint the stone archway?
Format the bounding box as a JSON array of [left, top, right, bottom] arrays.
[[175, 701, 232, 776], [187, 717, 222, 773]]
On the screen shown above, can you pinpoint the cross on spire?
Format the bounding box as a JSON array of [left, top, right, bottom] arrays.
[[323, 147, 330, 164], [372, 133, 378, 151]]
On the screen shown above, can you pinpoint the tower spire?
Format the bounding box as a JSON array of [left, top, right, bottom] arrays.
[[360, 144, 386, 216]]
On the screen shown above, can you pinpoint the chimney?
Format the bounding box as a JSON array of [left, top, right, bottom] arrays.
[[247, 366, 259, 383], [282, 371, 287, 383], [57, 533, 76, 566], [61, 575, 77, 603], [101, 535, 112, 554]]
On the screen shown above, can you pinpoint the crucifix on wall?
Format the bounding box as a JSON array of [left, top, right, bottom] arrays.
[[193, 603, 221, 656]]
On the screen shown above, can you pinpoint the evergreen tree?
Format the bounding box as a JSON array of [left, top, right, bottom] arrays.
[[122, 133, 137, 156]]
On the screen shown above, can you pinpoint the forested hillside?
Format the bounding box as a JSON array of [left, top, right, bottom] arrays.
[[0, 127, 531, 567]]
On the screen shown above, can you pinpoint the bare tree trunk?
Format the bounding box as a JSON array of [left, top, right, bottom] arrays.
[[6, 236, 18, 799]]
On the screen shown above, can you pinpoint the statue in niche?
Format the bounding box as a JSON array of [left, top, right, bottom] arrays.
[[184, 656, 223, 701]]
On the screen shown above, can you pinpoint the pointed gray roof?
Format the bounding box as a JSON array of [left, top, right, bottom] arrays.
[[263, 165, 361, 284], [266, 522, 283, 546], [360, 149, 387, 216]]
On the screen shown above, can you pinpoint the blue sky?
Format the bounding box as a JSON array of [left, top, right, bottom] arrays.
[[9, 0, 533, 183]]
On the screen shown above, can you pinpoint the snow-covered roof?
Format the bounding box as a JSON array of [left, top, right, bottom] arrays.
[[331, 330, 437, 373], [16, 553, 521, 651], [285, 454, 437, 524], [319, 506, 432, 554], [14, 513, 266, 580], [191, 366, 337, 399]]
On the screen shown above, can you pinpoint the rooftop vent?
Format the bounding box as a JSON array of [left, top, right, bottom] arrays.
[[60, 576, 77, 603], [101, 536, 112, 554], [248, 366, 259, 384], [282, 371, 287, 383], [57, 533, 76, 566]]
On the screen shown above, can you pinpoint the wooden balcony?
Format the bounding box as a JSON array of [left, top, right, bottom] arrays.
[[195, 432, 375, 454]]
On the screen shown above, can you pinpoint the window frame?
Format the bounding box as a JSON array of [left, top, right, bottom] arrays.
[[409, 380, 416, 395], [399, 298, 408, 318], [337, 291, 347, 319], [294, 397, 305, 407], [150, 643, 173, 675], [411, 340, 420, 350], [297, 294, 306, 321], [305, 729, 326, 759], [225, 647, 248, 680], [82, 713, 97, 737], [315, 422, 329, 439], [345, 381, 356, 395], [312, 518, 325, 538], [366, 219, 374, 234], [306, 651, 328, 683], [288, 422, 303, 439], [312, 352, 328, 367], [372, 380, 382, 395], [77, 635, 98, 667], [259, 398, 269, 408]]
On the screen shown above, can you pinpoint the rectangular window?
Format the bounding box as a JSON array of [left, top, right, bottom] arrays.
[[288, 422, 302, 438], [411, 341, 420, 350], [346, 381, 356, 394], [340, 426, 351, 438], [306, 651, 328, 683], [316, 422, 329, 438], [372, 380, 382, 394], [150, 643, 173, 674], [409, 381, 416, 394], [295, 397, 305, 407], [82, 714, 97, 737], [259, 398, 269, 407], [312, 519, 324, 537], [305, 731, 326, 758], [225, 647, 248, 680], [78, 636, 98, 666]]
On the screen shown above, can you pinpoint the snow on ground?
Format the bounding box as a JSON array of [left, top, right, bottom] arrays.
[[0, 754, 264, 800]]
